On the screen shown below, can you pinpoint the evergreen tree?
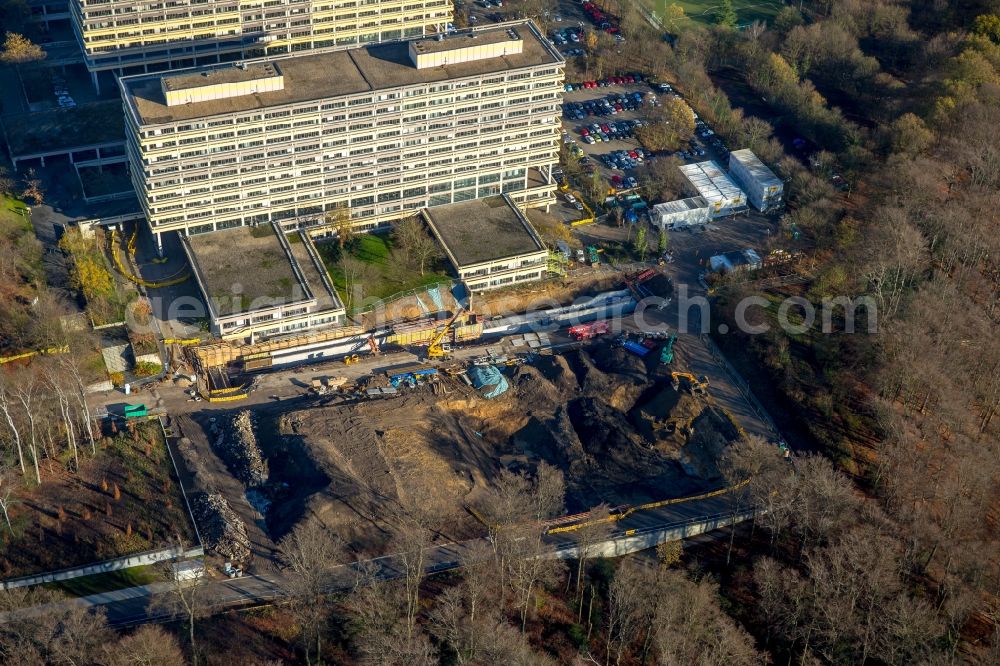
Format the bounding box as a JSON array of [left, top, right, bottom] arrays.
[[713, 0, 737, 28]]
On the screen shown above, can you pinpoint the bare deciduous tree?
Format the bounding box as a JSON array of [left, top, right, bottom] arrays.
[[392, 216, 439, 277], [151, 554, 209, 664], [101, 624, 186, 666], [279, 520, 346, 664]]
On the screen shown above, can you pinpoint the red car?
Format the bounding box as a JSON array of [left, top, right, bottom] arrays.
[[600, 123, 610, 133], [628, 150, 638, 159], [611, 175, 623, 186], [580, 127, 590, 136], [624, 74, 635, 84], [586, 80, 597, 89]]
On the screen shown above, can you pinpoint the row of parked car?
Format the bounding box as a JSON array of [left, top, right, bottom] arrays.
[[550, 26, 584, 46], [602, 148, 648, 171], [563, 91, 647, 120], [582, 1, 620, 34], [566, 73, 644, 91], [578, 118, 644, 143], [610, 174, 639, 190]]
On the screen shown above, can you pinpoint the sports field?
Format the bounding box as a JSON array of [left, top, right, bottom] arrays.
[[647, 0, 784, 28]]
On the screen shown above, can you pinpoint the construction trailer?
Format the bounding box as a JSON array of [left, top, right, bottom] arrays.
[[651, 196, 711, 230], [709, 249, 763, 274], [728, 149, 784, 212], [678, 161, 747, 218], [623, 340, 652, 357]]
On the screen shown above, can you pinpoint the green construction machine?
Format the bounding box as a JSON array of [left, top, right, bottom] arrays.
[[659, 334, 677, 364]]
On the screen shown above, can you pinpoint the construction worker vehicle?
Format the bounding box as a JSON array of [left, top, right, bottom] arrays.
[[343, 354, 360, 365], [671, 371, 708, 395], [659, 333, 677, 364], [568, 320, 610, 341], [427, 307, 466, 360], [651, 416, 694, 436]]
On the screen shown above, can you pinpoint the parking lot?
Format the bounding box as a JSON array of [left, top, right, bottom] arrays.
[[561, 81, 652, 181], [560, 77, 735, 191]]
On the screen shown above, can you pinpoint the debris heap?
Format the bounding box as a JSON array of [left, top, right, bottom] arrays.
[[212, 411, 268, 487], [192, 493, 251, 563]]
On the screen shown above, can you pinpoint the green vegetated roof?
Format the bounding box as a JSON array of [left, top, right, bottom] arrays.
[[186, 225, 308, 317], [3, 101, 125, 157]]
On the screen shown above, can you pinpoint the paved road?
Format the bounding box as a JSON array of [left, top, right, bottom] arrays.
[[11, 494, 744, 628]]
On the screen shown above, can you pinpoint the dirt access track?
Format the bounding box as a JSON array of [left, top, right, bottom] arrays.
[[199, 339, 746, 558]]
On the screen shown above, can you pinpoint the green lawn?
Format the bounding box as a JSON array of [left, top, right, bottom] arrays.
[[649, 0, 784, 28], [0, 195, 30, 229], [43, 565, 160, 598], [317, 232, 451, 306]]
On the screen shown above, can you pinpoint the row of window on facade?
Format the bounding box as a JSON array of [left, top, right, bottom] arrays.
[[466, 271, 543, 291]]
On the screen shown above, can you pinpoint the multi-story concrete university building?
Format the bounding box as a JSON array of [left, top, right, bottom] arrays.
[[72, 0, 452, 81], [119, 21, 563, 251]]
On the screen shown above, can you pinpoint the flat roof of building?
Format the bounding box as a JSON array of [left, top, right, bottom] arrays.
[[286, 232, 344, 312], [729, 149, 782, 187], [654, 196, 709, 213], [424, 195, 546, 267], [161, 62, 280, 92], [184, 224, 310, 318], [122, 21, 560, 125], [679, 161, 744, 202], [411, 28, 516, 55]]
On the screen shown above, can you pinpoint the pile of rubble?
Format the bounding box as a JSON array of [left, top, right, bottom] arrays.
[[192, 493, 251, 563], [211, 411, 268, 488]]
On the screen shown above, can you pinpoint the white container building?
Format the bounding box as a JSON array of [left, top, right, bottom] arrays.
[[678, 161, 747, 218], [728, 149, 783, 212], [652, 196, 711, 229]]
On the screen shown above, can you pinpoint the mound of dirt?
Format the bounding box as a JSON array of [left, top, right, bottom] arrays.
[[589, 342, 649, 379], [272, 390, 498, 546]]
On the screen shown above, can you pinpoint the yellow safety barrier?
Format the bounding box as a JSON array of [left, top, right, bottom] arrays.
[[569, 198, 597, 227], [201, 391, 249, 403], [0, 345, 70, 365], [468, 479, 752, 534], [163, 338, 201, 346], [109, 230, 191, 289], [208, 384, 249, 396], [545, 480, 750, 535]]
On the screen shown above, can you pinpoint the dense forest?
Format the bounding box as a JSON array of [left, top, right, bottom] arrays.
[[612, 0, 1000, 662]]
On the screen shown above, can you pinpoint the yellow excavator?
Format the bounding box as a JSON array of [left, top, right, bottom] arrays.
[[426, 307, 466, 360], [671, 372, 709, 395], [652, 416, 695, 436]]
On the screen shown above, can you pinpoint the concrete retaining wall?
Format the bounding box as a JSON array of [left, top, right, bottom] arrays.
[[0, 545, 204, 590], [86, 380, 114, 393], [551, 510, 756, 560]]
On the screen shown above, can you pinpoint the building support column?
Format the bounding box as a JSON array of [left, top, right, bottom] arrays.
[[90, 69, 100, 95], [154, 231, 164, 258]]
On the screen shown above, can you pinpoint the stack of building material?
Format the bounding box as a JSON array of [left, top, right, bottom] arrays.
[[468, 365, 510, 399]]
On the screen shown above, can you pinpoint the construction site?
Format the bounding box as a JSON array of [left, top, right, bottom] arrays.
[[172, 325, 746, 565]]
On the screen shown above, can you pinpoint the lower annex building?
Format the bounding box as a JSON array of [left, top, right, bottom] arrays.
[[120, 20, 564, 252]]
